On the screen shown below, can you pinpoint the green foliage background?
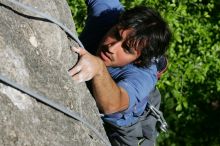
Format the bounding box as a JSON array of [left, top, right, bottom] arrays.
[[67, 0, 220, 145]]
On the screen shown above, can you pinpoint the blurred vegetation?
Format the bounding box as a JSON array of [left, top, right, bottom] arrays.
[[67, 0, 220, 145]]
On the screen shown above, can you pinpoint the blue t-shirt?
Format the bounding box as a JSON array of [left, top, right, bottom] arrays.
[[104, 64, 157, 126], [80, 0, 124, 55], [79, 0, 157, 127]]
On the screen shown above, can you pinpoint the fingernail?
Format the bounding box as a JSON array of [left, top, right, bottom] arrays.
[[78, 79, 83, 83], [71, 47, 77, 51], [74, 79, 82, 84]]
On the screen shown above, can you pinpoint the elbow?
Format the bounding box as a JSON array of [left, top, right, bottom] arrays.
[[97, 87, 130, 114], [101, 103, 129, 115], [101, 106, 117, 115]]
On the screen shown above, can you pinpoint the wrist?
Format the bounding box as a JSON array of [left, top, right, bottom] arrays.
[[95, 57, 107, 77]]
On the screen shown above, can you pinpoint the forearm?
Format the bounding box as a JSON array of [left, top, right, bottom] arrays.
[[92, 60, 129, 114], [69, 47, 129, 114]]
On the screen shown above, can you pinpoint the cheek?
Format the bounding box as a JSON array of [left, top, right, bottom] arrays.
[[116, 53, 134, 66]]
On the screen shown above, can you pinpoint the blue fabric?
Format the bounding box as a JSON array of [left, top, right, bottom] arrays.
[[80, 0, 124, 55], [79, 0, 157, 127], [104, 64, 157, 126]]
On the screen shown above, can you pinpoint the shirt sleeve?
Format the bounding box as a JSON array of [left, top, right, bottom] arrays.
[[79, 0, 124, 55], [86, 0, 124, 16], [117, 65, 157, 113]]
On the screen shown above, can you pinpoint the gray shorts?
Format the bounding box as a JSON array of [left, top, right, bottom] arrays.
[[104, 88, 161, 146]]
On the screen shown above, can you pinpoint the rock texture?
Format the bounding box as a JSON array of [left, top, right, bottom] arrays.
[[0, 0, 108, 146]]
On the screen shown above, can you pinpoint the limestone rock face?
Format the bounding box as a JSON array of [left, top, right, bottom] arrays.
[[0, 0, 108, 145]]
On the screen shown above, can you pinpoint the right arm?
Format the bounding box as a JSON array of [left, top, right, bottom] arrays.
[[69, 47, 129, 114]]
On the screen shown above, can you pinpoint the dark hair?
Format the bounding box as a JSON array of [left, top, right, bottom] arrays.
[[118, 6, 171, 67]]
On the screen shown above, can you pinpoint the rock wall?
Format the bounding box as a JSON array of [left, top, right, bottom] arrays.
[[0, 0, 108, 145]]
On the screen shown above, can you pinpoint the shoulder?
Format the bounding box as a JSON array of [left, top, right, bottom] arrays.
[[108, 64, 157, 99], [108, 64, 157, 81]]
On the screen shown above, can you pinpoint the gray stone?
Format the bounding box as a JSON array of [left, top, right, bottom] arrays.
[[0, 0, 109, 145]]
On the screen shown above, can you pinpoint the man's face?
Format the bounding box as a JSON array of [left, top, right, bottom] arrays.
[[97, 26, 141, 67]]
